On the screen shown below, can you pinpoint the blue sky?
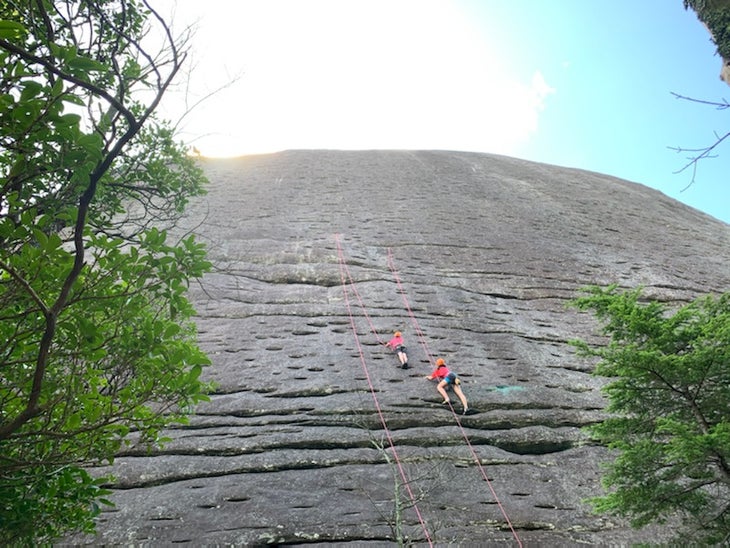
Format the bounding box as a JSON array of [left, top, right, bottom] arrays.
[[481, 0, 730, 224], [166, 1, 730, 224]]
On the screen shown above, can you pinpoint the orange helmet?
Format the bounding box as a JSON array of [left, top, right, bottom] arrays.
[[394, 331, 402, 337], [436, 358, 445, 366]]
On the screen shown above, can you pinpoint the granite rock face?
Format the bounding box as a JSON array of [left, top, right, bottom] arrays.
[[68, 150, 730, 546]]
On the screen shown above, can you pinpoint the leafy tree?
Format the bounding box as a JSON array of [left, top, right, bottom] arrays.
[[684, 0, 730, 63], [570, 285, 730, 544], [0, 0, 212, 543]]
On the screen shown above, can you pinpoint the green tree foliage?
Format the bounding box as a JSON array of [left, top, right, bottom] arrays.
[[570, 285, 730, 544], [0, 1, 212, 543], [685, 0, 730, 60]]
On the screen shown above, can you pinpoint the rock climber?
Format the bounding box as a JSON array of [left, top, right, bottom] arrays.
[[425, 357, 469, 414], [384, 331, 409, 369]]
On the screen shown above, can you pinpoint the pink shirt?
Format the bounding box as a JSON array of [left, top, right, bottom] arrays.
[[386, 335, 404, 349], [429, 365, 450, 379]]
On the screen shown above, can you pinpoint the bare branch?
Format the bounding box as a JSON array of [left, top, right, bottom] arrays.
[[671, 91, 730, 110], [668, 92, 730, 191]]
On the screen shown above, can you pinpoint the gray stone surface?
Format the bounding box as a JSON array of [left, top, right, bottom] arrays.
[[67, 150, 730, 546]]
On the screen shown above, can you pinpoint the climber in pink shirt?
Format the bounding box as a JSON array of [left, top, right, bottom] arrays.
[[384, 331, 409, 369], [426, 357, 469, 414]]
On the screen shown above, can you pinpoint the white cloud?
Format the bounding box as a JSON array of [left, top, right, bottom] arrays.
[[161, 0, 554, 157]]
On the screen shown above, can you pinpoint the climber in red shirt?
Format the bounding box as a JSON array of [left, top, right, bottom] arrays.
[[425, 357, 469, 414], [384, 331, 409, 369]]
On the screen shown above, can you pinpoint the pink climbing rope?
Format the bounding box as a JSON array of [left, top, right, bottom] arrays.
[[338, 248, 387, 346], [386, 247, 523, 547], [335, 234, 433, 547], [386, 248, 434, 367]]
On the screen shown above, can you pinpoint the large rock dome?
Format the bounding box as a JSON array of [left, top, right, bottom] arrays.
[[70, 150, 730, 545]]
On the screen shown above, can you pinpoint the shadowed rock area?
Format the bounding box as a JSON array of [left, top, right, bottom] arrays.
[[68, 150, 730, 546]]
